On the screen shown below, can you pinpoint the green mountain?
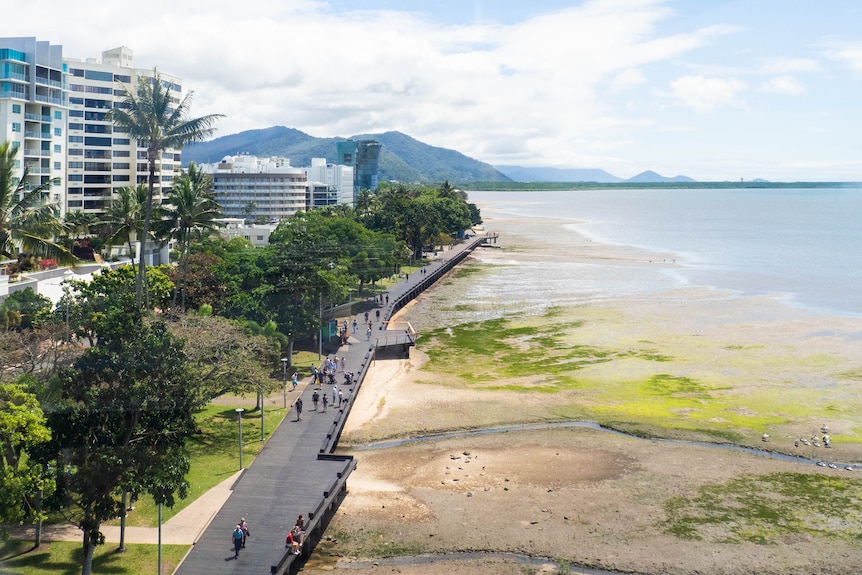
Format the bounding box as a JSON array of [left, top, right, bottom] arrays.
[[183, 126, 510, 184]]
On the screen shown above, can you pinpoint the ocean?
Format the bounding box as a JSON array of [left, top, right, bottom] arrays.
[[467, 188, 862, 318]]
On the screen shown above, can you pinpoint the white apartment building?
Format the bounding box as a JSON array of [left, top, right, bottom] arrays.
[[305, 157, 354, 206], [64, 46, 183, 215], [0, 37, 68, 214], [200, 154, 309, 222]]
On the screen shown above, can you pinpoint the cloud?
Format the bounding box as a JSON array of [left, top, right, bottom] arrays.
[[759, 57, 819, 74], [760, 75, 805, 95], [666, 75, 746, 113], [823, 41, 862, 72]]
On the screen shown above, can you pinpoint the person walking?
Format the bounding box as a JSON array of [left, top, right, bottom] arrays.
[[352, 318, 357, 332], [240, 518, 250, 548], [338, 388, 344, 407], [332, 385, 338, 406], [232, 524, 244, 558], [366, 326, 372, 340], [295, 398, 303, 421], [312, 389, 319, 411], [322, 393, 328, 412], [291, 371, 298, 391]]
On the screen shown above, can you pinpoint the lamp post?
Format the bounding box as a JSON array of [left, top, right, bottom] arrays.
[[260, 384, 265, 442], [282, 357, 288, 408], [235, 408, 245, 470]]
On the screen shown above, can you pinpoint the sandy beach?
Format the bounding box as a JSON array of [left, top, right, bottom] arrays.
[[303, 209, 862, 575]]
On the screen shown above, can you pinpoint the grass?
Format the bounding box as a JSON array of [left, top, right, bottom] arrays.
[[107, 402, 288, 528], [0, 540, 187, 575], [660, 472, 862, 543]]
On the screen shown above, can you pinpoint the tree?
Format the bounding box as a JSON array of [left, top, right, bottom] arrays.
[[0, 287, 52, 330], [0, 381, 54, 540], [110, 71, 222, 309], [166, 314, 276, 407], [44, 311, 196, 575], [64, 211, 95, 239], [96, 185, 146, 265], [158, 163, 222, 312], [0, 142, 75, 265]]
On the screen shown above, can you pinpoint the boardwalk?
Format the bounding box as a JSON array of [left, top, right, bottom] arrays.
[[175, 233, 496, 575]]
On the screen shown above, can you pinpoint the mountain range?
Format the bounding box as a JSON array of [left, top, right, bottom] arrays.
[[183, 126, 694, 184]]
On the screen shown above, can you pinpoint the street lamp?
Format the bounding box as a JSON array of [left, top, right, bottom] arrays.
[[260, 384, 265, 442], [235, 408, 245, 470], [282, 357, 289, 408]]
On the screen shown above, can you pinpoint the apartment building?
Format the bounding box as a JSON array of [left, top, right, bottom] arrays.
[[336, 139, 381, 197], [64, 46, 183, 215], [0, 37, 68, 213], [200, 154, 309, 222], [305, 157, 354, 206]]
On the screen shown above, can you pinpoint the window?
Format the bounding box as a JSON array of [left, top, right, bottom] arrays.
[[68, 149, 83, 156], [69, 110, 83, 117], [54, 127, 62, 136], [112, 174, 130, 182], [12, 103, 21, 113], [11, 122, 20, 132], [114, 74, 131, 83], [68, 123, 84, 131], [68, 162, 83, 169], [68, 200, 83, 208], [84, 70, 113, 82], [112, 138, 130, 145], [70, 97, 84, 105], [112, 150, 130, 157], [54, 110, 62, 120], [68, 187, 83, 195], [68, 135, 84, 143], [69, 174, 83, 181], [69, 68, 84, 77], [112, 162, 130, 169], [54, 144, 61, 153], [84, 136, 111, 147], [54, 162, 61, 170]]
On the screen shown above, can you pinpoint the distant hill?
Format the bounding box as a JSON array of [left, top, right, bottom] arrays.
[[183, 126, 510, 184], [496, 165, 696, 183], [627, 170, 696, 183]]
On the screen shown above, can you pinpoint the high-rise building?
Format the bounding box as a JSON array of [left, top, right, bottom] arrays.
[[336, 139, 381, 197], [0, 37, 68, 213], [63, 47, 183, 215]]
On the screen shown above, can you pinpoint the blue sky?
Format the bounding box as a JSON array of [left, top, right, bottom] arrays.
[[5, 0, 862, 180]]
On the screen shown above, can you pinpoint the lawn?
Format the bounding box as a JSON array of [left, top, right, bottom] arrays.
[[0, 540, 187, 575]]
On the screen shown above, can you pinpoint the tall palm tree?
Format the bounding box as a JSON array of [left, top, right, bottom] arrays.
[[0, 142, 75, 264], [64, 210, 96, 239], [159, 163, 223, 312], [110, 70, 223, 308], [96, 184, 146, 265]]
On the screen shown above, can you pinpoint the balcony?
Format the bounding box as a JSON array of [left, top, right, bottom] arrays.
[[34, 95, 62, 105], [24, 113, 52, 122]]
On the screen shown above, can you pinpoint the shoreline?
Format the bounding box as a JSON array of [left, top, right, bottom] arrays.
[[313, 208, 862, 575]]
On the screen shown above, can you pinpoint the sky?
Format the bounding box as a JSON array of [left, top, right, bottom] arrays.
[[5, 0, 862, 181]]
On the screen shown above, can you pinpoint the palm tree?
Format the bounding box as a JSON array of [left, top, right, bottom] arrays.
[[110, 70, 223, 308], [0, 142, 75, 265], [64, 210, 95, 239], [159, 163, 223, 312], [96, 184, 146, 265]]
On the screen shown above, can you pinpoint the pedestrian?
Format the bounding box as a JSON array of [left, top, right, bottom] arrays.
[[240, 518, 250, 548], [332, 384, 338, 405], [295, 398, 303, 421], [291, 371, 298, 390], [366, 326, 371, 340], [232, 524, 244, 558], [385, 294, 389, 305], [353, 319, 357, 332], [364, 311, 369, 322], [406, 273, 409, 281], [375, 309, 380, 320], [339, 356, 345, 372], [338, 388, 344, 406], [322, 393, 328, 412], [312, 389, 319, 410]]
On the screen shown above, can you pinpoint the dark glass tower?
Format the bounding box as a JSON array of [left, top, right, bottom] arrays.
[[336, 139, 381, 198]]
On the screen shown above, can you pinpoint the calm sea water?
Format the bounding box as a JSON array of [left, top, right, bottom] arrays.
[[468, 188, 862, 318]]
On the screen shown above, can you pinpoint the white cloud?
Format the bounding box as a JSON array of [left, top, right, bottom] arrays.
[[824, 41, 862, 72], [760, 57, 819, 74], [760, 75, 805, 94], [666, 75, 746, 113]]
